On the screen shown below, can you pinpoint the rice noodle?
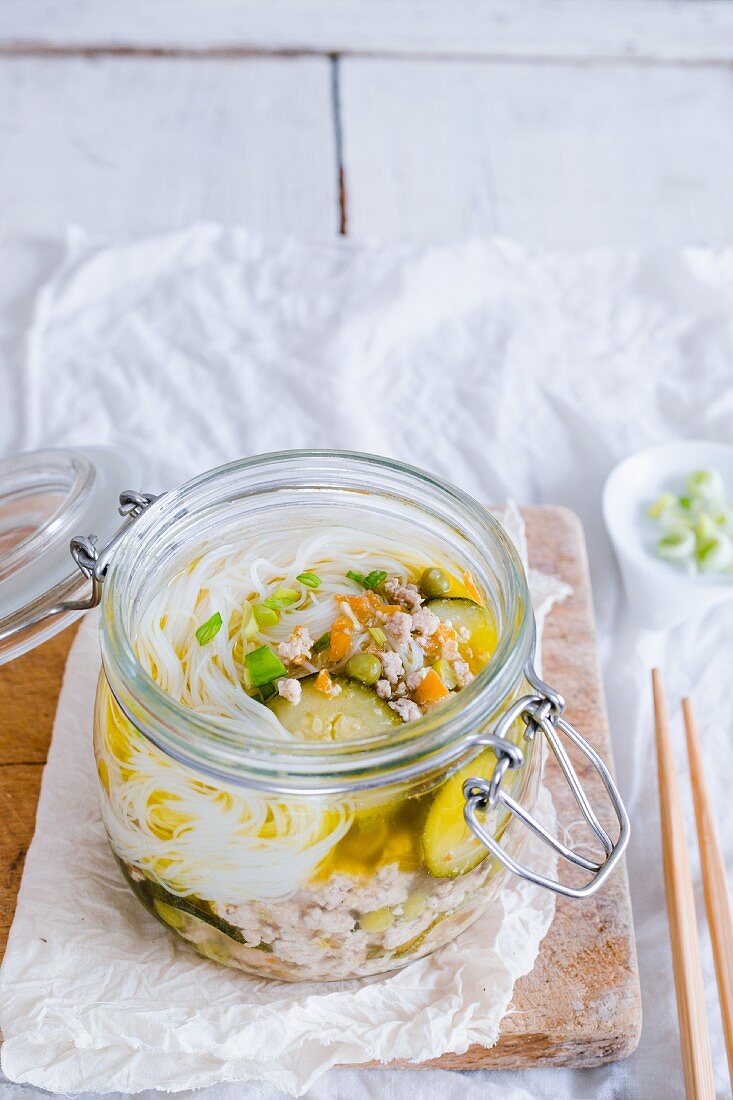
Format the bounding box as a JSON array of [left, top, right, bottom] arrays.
[[97, 514, 466, 904]]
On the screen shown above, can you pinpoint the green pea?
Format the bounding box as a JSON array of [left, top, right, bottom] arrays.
[[420, 567, 450, 598], [346, 652, 382, 685]]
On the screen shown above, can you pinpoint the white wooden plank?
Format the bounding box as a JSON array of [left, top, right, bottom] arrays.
[[0, 55, 337, 241], [340, 59, 733, 247], [0, 54, 337, 455], [2, 0, 733, 63]]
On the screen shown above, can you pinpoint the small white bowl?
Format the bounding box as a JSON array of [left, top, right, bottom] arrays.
[[603, 440, 733, 630]]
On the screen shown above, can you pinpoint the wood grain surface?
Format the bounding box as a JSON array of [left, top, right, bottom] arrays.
[[0, 506, 641, 1070]]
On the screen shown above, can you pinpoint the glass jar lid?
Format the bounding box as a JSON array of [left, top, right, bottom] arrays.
[[0, 446, 139, 664]]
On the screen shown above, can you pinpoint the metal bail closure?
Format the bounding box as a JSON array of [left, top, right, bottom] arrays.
[[0, 489, 158, 646], [68, 489, 160, 607], [462, 668, 630, 899]]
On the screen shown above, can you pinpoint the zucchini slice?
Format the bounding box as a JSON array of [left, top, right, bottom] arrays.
[[118, 858, 248, 944], [152, 898, 273, 966], [425, 596, 495, 644], [425, 597, 498, 670], [149, 885, 247, 944], [422, 749, 498, 877], [266, 673, 401, 740]]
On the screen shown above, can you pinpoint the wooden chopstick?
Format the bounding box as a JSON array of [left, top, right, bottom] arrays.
[[652, 669, 716, 1100], [683, 696, 733, 1089]]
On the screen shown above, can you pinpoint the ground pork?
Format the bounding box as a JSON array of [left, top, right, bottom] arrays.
[[277, 625, 313, 665], [276, 677, 302, 705], [302, 906, 357, 934], [452, 658, 474, 687], [383, 578, 423, 610], [375, 678, 392, 699], [383, 610, 413, 645], [389, 698, 422, 723], [303, 873, 354, 910], [411, 607, 439, 636], [196, 853, 495, 981], [405, 668, 428, 691], [379, 649, 404, 684], [435, 626, 460, 660]]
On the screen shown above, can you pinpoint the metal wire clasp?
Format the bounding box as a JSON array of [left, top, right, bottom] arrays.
[[462, 666, 630, 899], [0, 490, 159, 645], [66, 490, 159, 611]]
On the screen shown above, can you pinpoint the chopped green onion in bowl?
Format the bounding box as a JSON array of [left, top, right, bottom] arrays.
[[685, 468, 726, 506], [647, 467, 733, 575], [657, 529, 696, 563], [698, 534, 733, 573]]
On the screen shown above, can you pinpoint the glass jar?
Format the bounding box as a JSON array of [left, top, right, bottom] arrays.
[[3, 450, 629, 982]]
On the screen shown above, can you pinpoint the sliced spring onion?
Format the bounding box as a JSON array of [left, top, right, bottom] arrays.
[[195, 611, 223, 646], [242, 607, 259, 642], [648, 467, 733, 575], [698, 533, 733, 573], [254, 604, 280, 627], [367, 626, 387, 646], [263, 586, 300, 610], [346, 568, 387, 590], [313, 631, 331, 654], [694, 512, 718, 546], [245, 645, 287, 687], [713, 505, 733, 535], [296, 572, 322, 589], [647, 491, 676, 519], [657, 530, 696, 562], [686, 468, 726, 507], [242, 603, 260, 641]]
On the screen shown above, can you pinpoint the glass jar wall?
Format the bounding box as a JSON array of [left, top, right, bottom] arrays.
[[92, 452, 541, 981]]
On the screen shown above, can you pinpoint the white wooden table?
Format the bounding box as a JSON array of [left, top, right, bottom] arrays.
[[1, 0, 730, 449], [2, 1, 733, 439]]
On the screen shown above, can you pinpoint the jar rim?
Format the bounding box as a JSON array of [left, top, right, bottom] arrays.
[[100, 449, 535, 792]]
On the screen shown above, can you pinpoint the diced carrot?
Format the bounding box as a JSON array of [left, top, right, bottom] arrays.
[[366, 591, 400, 616], [413, 668, 450, 705], [329, 615, 353, 662], [422, 622, 459, 661], [334, 594, 371, 625], [462, 570, 482, 604], [335, 592, 399, 624], [315, 669, 335, 695]]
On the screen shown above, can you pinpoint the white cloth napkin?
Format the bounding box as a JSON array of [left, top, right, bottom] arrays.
[[0, 501, 567, 1095], [3, 226, 733, 1099]]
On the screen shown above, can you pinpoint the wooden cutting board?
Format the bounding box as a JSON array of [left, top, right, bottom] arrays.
[[0, 506, 641, 1070]]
